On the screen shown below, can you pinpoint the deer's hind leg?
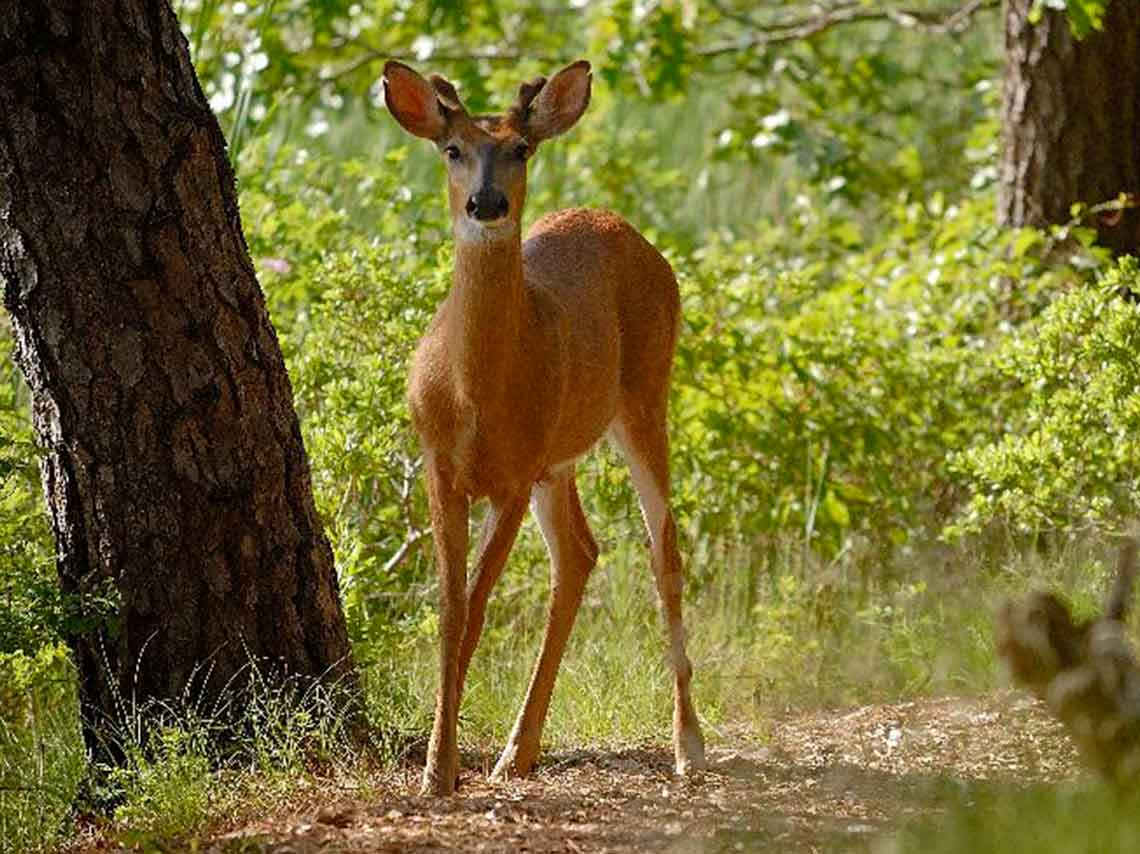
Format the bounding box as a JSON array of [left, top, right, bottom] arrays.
[[611, 408, 706, 776], [492, 470, 599, 779]]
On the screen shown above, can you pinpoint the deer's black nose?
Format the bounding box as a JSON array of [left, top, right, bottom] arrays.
[[466, 190, 509, 221]]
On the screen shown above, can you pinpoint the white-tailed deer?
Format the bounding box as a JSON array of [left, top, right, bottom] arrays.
[[383, 59, 706, 796]]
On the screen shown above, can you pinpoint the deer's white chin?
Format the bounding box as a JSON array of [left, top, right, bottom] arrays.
[[455, 217, 516, 244]]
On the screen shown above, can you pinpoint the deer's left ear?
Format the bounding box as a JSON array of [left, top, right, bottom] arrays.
[[523, 60, 591, 143]]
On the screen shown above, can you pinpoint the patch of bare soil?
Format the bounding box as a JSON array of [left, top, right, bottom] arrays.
[[200, 693, 1080, 853]]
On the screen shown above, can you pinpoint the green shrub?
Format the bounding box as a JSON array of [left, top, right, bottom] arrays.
[[666, 197, 1093, 567], [951, 256, 1140, 536]]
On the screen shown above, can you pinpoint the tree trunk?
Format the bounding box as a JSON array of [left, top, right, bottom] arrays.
[[999, 0, 1140, 254], [0, 0, 354, 744]]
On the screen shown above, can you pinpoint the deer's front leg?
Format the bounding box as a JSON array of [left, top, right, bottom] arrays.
[[422, 456, 470, 796], [457, 493, 529, 699]]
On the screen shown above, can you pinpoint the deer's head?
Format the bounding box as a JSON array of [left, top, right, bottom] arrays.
[[383, 60, 592, 243]]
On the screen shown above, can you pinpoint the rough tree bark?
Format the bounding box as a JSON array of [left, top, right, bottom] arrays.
[[0, 0, 354, 742], [999, 0, 1140, 254]]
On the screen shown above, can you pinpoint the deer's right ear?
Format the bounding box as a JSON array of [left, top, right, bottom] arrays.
[[383, 61, 448, 141]]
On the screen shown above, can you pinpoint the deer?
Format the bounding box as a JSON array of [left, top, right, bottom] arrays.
[[382, 58, 706, 796]]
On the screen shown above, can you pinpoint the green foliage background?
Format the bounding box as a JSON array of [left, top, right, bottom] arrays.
[[1, 0, 1138, 848]]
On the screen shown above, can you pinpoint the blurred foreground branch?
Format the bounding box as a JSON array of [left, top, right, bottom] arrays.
[[998, 538, 1140, 785]]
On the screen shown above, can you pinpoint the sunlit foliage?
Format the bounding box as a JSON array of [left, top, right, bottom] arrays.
[[0, 0, 1133, 848]]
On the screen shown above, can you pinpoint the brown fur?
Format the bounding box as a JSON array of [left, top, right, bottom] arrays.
[[383, 60, 706, 795]]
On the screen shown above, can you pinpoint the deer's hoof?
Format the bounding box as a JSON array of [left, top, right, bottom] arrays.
[[675, 728, 707, 777], [420, 767, 460, 797], [490, 743, 535, 781]]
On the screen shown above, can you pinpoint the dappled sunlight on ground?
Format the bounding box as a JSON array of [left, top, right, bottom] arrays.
[[188, 693, 1079, 853]]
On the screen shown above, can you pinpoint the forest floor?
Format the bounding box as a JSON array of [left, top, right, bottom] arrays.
[[185, 692, 1080, 853]]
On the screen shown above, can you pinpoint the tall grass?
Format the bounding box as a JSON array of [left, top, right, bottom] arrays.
[[1, 657, 367, 851], [0, 647, 85, 853], [0, 531, 1122, 850], [361, 532, 1122, 757]]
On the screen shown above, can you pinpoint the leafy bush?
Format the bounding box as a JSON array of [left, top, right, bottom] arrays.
[[285, 248, 442, 655], [951, 256, 1140, 536], [666, 197, 1093, 567], [234, 139, 452, 649]]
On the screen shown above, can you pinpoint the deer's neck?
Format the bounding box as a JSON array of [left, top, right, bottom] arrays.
[[445, 234, 528, 399]]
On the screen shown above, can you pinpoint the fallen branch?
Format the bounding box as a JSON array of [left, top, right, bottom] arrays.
[[997, 537, 1140, 785]]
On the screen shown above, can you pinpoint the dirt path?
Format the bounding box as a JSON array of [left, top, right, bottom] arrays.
[[204, 693, 1080, 853]]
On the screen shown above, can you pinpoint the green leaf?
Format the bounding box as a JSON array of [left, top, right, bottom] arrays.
[[1028, 0, 1104, 36], [823, 491, 851, 528], [1011, 230, 1043, 260], [1065, 0, 1106, 37], [830, 221, 863, 249]]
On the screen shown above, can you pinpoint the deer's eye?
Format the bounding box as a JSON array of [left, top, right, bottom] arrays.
[[513, 142, 529, 161], [444, 144, 461, 161]]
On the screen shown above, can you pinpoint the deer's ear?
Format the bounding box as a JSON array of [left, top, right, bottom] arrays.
[[383, 60, 449, 141], [524, 60, 591, 142]]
